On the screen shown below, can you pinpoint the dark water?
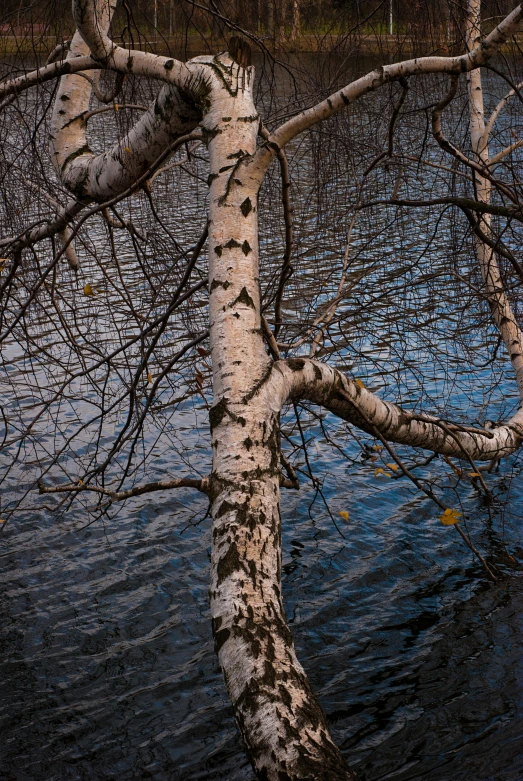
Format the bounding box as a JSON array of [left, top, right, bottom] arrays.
[[1, 59, 523, 780], [1, 431, 522, 780]]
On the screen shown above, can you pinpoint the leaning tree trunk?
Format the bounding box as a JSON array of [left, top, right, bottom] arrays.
[[22, 2, 523, 777], [465, 0, 523, 399], [203, 53, 354, 780]]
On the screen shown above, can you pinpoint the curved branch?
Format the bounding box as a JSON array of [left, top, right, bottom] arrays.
[[260, 359, 523, 462], [253, 4, 523, 166]]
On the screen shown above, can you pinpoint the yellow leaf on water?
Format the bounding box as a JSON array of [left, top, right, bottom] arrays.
[[355, 379, 365, 388], [339, 511, 349, 521], [387, 463, 398, 472], [440, 508, 461, 526], [83, 283, 95, 296]]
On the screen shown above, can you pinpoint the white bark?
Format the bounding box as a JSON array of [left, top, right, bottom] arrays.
[[261, 359, 523, 461], [8, 2, 523, 778], [260, 3, 523, 156], [465, 0, 523, 399], [200, 53, 354, 780], [51, 3, 200, 201]]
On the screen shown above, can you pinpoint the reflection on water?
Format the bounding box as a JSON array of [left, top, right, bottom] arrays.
[[0, 57, 523, 780]]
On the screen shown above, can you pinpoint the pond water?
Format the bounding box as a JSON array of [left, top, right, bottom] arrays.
[[0, 54, 523, 780]]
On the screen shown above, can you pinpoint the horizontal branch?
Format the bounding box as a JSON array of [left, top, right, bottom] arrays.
[[259, 359, 523, 462], [39, 475, 210, 500], [253, 4, 523, 168], [0, 56, 103, 103], [359, 196, 523, 221]]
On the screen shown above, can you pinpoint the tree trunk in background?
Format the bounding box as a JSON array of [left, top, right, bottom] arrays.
[[465, 0, 523, 399]]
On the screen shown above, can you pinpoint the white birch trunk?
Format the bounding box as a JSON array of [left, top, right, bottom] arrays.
[[200, 53, 355, 780], [37, 2, 523, 777], [465, 0, 523, 399]]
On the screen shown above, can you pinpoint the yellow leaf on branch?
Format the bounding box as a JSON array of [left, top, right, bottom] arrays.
[[83, 283, 95, 296], [374, 468, 391, 478], [386, 463, 398, 472], [355, 379, 365, 388], [124, 146, 132, 153], [339, 511, 349, 521], [440, 508, 461, 526], [147, 372, 153, 384]]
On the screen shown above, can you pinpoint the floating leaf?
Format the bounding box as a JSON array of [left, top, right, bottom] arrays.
[[339, 510, 349, 521], [374, 467, 391, 478], [83, 283, 95, 296], [440, 508, 461, 526], [387, 463, 398, 472], [355, 379, 365, 388]]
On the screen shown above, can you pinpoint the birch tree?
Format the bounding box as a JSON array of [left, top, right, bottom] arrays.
[[1, 1, 523, 778]]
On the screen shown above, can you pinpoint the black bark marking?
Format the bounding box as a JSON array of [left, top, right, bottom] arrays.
[[243, 437, 253, 451], [224, 238, 241, 249], [214, 245, 223, 257], [208, 173, 219, 185], [214, 626, 231, 652], [209, 397, 228, 430], [242, 240, 251, 256], [237, 114, 259, 123], [313, 363, 322, 380], [232, 287, 255, 309], [61, 144, 91, 172], [340, 91, 350, 105], [60, 94, 70, 101], [241, 197, 253, 217], [164, 59, 174, 70], [210, 277, 230, 291], [217, 541, 242, 585], [126, 56, 134, 70], [287, 358, 305, 371]]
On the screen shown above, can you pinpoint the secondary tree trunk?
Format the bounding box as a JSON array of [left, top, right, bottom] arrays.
[[465, 0, 523, 399]]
